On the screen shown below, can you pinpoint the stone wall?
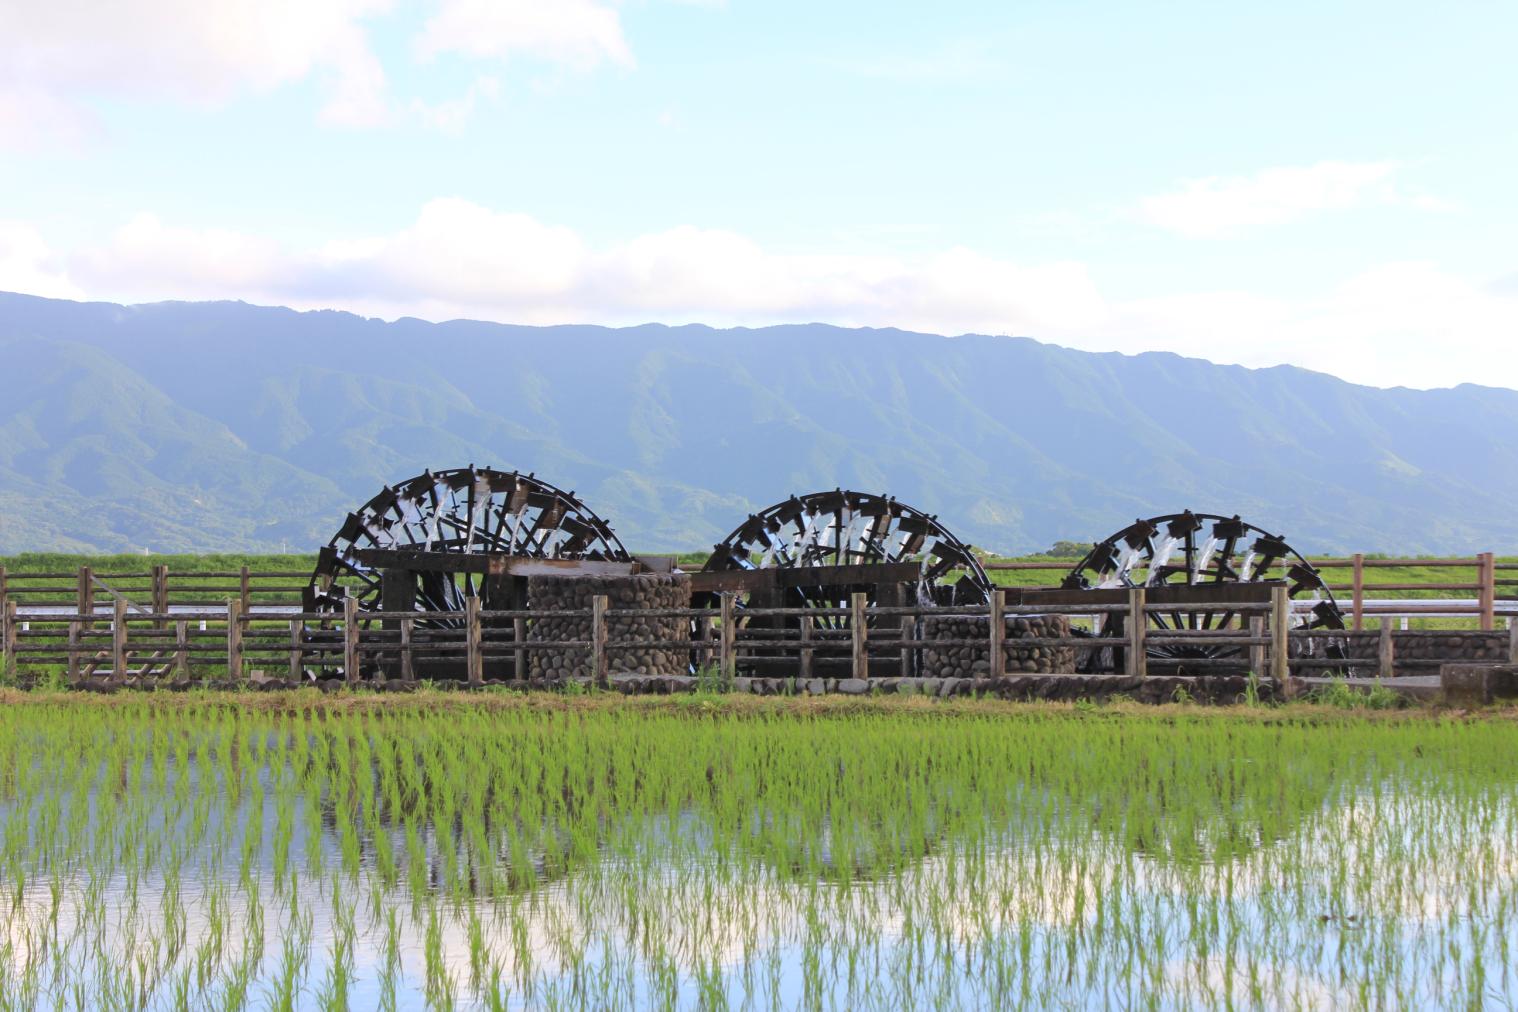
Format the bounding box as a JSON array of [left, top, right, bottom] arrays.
[[1315, 630, 1508, 674], [921, 614, 1076, 677], [526, 573, 691, 680]]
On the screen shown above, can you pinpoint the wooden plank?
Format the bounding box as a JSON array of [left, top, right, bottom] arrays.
[[240, 566, 251, 616], [78, 566, 94, 631], [799, 614, 813, 681], [1510, 619, 1518, 665], [349, 549, 638, 578], [401, 617, 415, 682], [1020, 582, 1275, 608], [591, 594, 609, 689], [689, 561, 923, 595], [851, 592, 868, 680], [989, 589, 1006, 678], [513, 617, 526, 680]]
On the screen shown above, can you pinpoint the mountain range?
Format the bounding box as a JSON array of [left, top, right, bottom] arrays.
[[1, 290, 1515, 556]]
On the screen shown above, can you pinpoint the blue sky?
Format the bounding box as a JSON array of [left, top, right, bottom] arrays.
[[2, 0, 1515, 388]]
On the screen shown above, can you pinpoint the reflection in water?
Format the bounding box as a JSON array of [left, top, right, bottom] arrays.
[[0, 705, 1513, 1008]]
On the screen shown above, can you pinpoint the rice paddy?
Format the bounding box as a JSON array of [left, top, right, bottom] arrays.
[[0, 694, 1514, 1009]]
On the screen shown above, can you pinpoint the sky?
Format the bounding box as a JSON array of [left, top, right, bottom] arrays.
[[1, 0, 1516, 390]]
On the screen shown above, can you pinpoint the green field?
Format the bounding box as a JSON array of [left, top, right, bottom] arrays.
[[0, 693, 1513, 1007]]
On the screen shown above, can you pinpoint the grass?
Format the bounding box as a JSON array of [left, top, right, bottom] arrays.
[[0, 692, 1513, 1006]]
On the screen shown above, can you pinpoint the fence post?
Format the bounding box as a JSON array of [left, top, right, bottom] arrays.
[[78, 566, 93, 631], [1479, 552, 1496, 632], [227, 599, 244, 682], [175, 621, 189, 680], [1378, 618, 1395, 680], [1125, 588, 1147, 679], [343, 595, 359, 685], [112, 597, 128, 681], [289, 618, 304, 681], [1351, 553, 1364, 632], [1509, 618, 1518, 666], [152, 564, 169, 630], [67, 619, 79, 684], [1270, 585, 1290, 682], [591, 594, 609, 689], [401, 617, 415, 682], [851, 591, 868, 680], [465, 595, 482, 688], [1248, 614, 1266, 676], [2, 597, 15, 676], [719, 593, 737, 684], [513, 617, 526, 681], [989, 589, 1006, 678], [0, 564, 7, 620], [799, 613, 814, 681], [240, 566, 252, 618]]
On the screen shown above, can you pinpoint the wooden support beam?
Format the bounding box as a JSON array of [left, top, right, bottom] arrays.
[[799, 613, 814, 681], [1248, 615, 1266, 676], [719, 593, 737, 684], [240, 566, 252, 617], [401, 617, 415, 682], [989, 589, 1006, 678], [152, 565, 169, 629], [175, 621, 190, 680], [78, 566, 94, 631], [1126, 587, 1147, 679], [289, 619, 304, 682], [342, 595, 358, 686], [228, 599, 244, 682], [112, 597, 128, 681], [1479, 552, 1496, 632], [1270, 585, 1290, 682], [1351, 553, 1364, 632], [513, 617, 526, 681], [591, 594, 609, 689], [465, 595, 482, 688], [1, 597, 15, 676], [851, 591, 868, 680]]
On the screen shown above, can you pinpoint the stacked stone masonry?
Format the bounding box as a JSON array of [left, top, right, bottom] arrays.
[[921, 614, 1077, 676], [526, 573, 691, 680]]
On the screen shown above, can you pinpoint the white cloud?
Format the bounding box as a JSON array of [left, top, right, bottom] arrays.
[[0, 222, 80, 300], [0, 0, 645, 141], [7, 200, 1518, 391], [416, 0, 634, 70], [0, 0, 394, 139], [1139, 161, 1445, 238]]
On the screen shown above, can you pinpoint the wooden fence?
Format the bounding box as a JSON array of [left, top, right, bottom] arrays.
[[0, 586, 1393, 687], [5, 555, 1511, 619], [982, 555, 1516, 629]]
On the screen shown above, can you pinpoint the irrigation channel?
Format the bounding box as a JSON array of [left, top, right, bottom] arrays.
[[1, 702, 1515, 1008]]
